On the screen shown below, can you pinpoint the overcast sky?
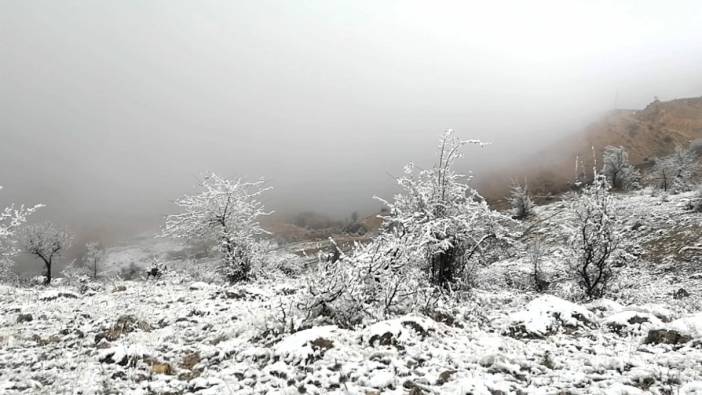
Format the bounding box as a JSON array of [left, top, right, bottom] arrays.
[[2, 0, 702, 244]]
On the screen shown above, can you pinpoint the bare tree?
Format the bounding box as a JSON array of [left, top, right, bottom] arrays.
[[601, 146, 640, 191], [20, 222, 72, 285], [83, 242, 105, 279]]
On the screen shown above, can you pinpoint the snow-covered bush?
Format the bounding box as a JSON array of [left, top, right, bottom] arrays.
[[529, 241, 548, 293], [565, 174, 625, 299], [601, 146, 640, 191], [375, 131, 514, 288], [508, 180, 534, 219], [686, 185, 702, 213], [300, 130, 515, 327], [19, 222, 72, 285], [0, 187, 42, 281], [649, 146, 698, 193], [300, 233, 431, 328], [161, 173, 272, 283]]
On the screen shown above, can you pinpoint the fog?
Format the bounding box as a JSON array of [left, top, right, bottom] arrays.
[[2, 0, 702, 247]]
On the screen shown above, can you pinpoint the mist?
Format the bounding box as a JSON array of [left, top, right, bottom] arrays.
[[2, 0, 702, 248]]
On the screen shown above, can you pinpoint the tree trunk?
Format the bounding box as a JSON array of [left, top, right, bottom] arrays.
[[42, 258, 52, 285], [431, 245, 458, 287]]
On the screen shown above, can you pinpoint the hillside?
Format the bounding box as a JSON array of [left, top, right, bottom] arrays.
[[1, 190, 702, 394], [481, 97, 702, 204]]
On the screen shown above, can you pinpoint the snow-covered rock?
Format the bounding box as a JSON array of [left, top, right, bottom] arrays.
[[188, 281, 210, 290], [667, 312, 702, 339], [361, 315, 435, 346], [506, 295, 596, 338], [274, 325, 341, 363], [603, 310, 663, 335]]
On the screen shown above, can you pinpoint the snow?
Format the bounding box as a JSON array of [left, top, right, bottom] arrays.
[[366, 370, 395, 389], [603, 310, 663, 335], [668, 312, 702, 338], [1, 190, 702, 393], [188, 281, 210, 290], [273, 325, 341, 363], [507, 294, 596, 337]]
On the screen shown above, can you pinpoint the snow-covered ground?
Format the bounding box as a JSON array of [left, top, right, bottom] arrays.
[[1, 191, 701, 394]]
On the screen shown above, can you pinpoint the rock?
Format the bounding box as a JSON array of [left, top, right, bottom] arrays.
[[39, 290, 79, 301], [630, 304, 677, 323], [587, 299, 624, 315], [369, 332, 398, 347], [436, 370, 456, 385], [673, 288, 690, 299], [403, 380, 427, 393], [274, 326, 339, 364], [179, 352, 201, 371], [95, 315, 152, 343], [666, 312, 702, 339], [428, 310, 463, 328], [402, 320, 430, 338], [506, 295, 596, 338], [364, 316, 434, 347], [603, 311, 663, 336], [189, 377, 214, 391], [151, 362, 173, 375], [644, 329, 692, 345], [112, 285, 127, 293], [16, 314, 33, 323], [309, 337, 334, 352], [367, 370, 395, 389], [189, 281, 209, 290], [98, 344, 149, 366]]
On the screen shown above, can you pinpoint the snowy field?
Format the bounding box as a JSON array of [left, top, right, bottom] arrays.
[[1, 191, 702, 395]]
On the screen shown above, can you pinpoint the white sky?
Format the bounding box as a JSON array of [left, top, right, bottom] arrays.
[[1, 0, 701, 240]]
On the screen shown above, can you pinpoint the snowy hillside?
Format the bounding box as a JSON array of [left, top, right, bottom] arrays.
[[1, 190, 702, 395]]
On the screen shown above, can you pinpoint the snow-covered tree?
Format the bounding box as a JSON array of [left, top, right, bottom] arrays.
[[650, 147, 698, 193], [0, 187, 42, 280], [161, 173, 272, 283], [565, 174, 624, 299], [601, 146, 640, 191], [20, 222, 72, 285], [301, 130, 515, 326], [508, 180, 535, 219]]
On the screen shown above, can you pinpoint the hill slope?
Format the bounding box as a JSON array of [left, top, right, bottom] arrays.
[[481, 96, 702, 203], [1, 190, 702, 394]]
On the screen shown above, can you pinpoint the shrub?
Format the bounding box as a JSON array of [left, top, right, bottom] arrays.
[[300, 130, 515, 326], [565, 175, 625, 299], [601, 146, 641, 191], [508, 181, 535, 219]]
